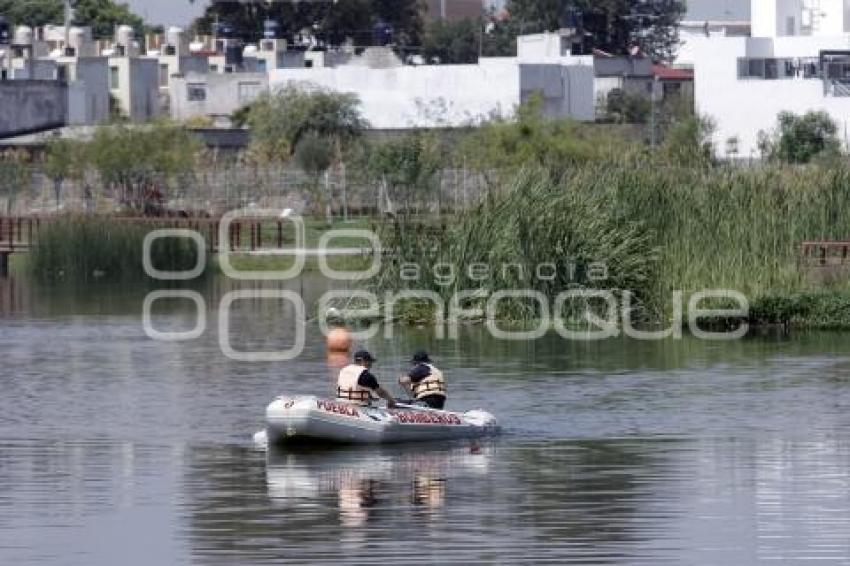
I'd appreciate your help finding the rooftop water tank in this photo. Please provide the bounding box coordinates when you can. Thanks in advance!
[14,25,33,46]
[116,24,134,47]
[69,27,88,50]
[166,26,184,47]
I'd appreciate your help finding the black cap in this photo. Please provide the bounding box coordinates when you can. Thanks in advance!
[354,349,375,363]
[411,350,430,363]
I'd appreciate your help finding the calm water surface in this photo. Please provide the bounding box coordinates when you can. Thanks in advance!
[0,275,849,564]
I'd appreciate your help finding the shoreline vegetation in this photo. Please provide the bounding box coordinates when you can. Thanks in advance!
[7,93,850,331]
[371,162,850,331]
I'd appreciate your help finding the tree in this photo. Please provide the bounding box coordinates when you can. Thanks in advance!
[86,122,200,210]
[0,0,63,27]
[422,18,480,64]
[294,132,335,222]
[759,111,841,164]
[599,88,651,124]
[193,0,424,48]
[366,132,442,215]
[44,137,86,209]
[0,0,146,38]
[460,94,629,184]
[72,0,145,39]
[506,0,686,61]
[243,85,367,163]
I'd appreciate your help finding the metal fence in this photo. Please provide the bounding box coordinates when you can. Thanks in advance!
[0,161,494,218]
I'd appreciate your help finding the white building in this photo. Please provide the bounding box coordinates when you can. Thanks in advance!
[0,25,110,134]
[170,71,268,124]
[268,38,596,129]
[691,0,850,158]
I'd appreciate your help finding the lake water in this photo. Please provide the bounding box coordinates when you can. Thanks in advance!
[1,275,849,565]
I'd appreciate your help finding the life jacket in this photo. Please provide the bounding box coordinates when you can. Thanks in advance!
[411,363,446,400]
[337,364,374,404]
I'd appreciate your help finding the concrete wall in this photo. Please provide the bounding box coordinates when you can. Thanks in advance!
[169,72,269,120]
[129,58,160,121]
[520,64,595,121]
[70,57,109,125]
[752,0,779,37]
[692,35,850,158]
[751,0,850,37]
[776,0,803,36]
[270,58,523,128]
[0,80,67,137]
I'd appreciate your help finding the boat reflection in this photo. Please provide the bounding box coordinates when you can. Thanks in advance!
[265,441,494,527]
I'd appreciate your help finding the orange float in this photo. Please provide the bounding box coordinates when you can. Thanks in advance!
[326,327,353,354]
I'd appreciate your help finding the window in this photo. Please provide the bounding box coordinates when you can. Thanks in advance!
[209,64,218,73]
[738,58,797,80]
[159,63,169,87]
[765,58,778,79]
[262,40,274,52]
[238,81,262,103]
[257,59,267,72]
[187,83,206,102]
[109,66,119,89]
[786,16,796,36]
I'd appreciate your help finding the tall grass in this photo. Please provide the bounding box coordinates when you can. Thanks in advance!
[28,216,207,283]
[376,163,850,323]
[377,171,660,321]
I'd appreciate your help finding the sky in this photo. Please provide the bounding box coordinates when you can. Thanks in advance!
[125,0,209,28]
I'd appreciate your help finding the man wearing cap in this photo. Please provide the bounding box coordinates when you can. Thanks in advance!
[337,350,397,407]
[399,351,447,409]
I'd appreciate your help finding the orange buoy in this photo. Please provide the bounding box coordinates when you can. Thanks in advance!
[326,327,353,354]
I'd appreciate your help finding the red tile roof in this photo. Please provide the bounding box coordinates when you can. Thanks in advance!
[652,64,694,80]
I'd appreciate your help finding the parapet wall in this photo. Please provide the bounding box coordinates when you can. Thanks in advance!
[0,81,67,138]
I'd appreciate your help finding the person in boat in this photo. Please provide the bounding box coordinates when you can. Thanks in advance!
[337,349,397,407]
[399,351,446,409]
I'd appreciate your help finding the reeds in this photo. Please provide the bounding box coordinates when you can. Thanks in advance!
[377,162,850,323]
[28,216,206,283]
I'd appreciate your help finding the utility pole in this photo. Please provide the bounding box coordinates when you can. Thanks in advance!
[63,0,72,53]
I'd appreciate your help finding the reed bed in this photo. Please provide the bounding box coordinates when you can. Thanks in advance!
[377,163,850,324]
[28,216,207,283]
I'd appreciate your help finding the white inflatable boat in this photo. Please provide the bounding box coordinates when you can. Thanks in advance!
[264,395,499,445]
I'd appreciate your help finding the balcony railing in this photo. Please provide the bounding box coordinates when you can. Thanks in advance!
[737,55,850,97]
[737,57,820,80]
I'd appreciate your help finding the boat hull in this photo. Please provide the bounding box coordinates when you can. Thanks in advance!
[265,395,499,445]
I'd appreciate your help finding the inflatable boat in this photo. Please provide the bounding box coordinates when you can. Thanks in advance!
[263,395,499,445]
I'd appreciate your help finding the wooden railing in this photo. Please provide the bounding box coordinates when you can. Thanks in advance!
[799,241,850,267]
